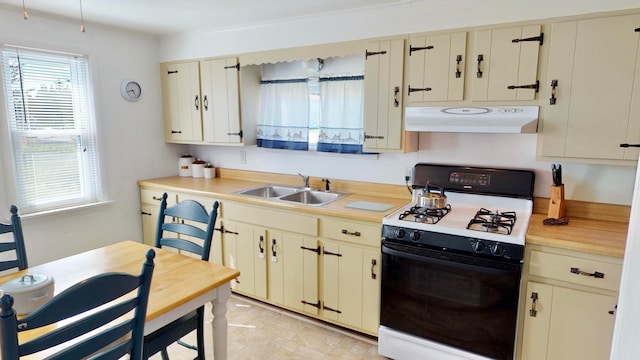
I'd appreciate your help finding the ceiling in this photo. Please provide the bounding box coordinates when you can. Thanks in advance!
[0,0,414,35]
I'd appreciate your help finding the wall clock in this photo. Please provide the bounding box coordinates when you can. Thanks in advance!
[120,79,142,101]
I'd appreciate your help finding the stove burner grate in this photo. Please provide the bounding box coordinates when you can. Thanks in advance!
[467,208,516,235]
[399,204,451,224]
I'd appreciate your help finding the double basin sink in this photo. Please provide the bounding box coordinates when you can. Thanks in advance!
[234,185,348,206]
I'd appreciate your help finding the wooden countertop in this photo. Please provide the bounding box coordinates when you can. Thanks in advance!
[137,171,412,223]
[138,170,630,258]
[526,198,630,258]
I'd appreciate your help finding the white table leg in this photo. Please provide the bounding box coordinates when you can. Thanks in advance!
[211,281,232,359]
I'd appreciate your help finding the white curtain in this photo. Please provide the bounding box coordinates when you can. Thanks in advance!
[257,79,309,150]
[317,76,365,153]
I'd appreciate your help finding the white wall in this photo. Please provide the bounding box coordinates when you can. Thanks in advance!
[0,6,184,264]
[166,0,640,205]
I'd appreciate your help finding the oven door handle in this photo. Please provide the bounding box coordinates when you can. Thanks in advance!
[382,241,521,274]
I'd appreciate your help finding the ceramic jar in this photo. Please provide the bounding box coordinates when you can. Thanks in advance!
[178,154,194,177]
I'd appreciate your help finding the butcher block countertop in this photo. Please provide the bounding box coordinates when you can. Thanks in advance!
[138,169,630,257]
[527,198,629,258]
[138,169,412,223]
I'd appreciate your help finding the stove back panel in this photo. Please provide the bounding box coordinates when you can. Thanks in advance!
[413,163,535,199]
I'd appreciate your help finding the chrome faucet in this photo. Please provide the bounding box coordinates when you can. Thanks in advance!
[322,178,331,191]
[298,173,310,188]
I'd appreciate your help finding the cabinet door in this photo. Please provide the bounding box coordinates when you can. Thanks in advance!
[407,32,466,102]
[141,204,159,246]
[543,15,640,161]
[322,241,366,330]
[472,25,541,101]
[521,281,618,360]
[361,248,381,335]
[282,235,319,315]
[547,287,617,360]
[363,39,405,151]
[160,61,203,142]
[521,282,553,360]
[201,57,242,144]
[267,231,284,305]
[224,221,267,298]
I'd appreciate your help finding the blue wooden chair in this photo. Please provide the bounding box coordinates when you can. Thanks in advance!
[0,249,156,360]
[0,205,28,273]
[144,192,219,360]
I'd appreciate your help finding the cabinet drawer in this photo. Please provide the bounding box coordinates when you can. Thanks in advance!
[224,202,318,236]
[140,188,176,206]
[529,250,622,291]
[176,192,223,218]
[322,218,381,247]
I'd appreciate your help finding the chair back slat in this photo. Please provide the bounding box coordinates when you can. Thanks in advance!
[0,205,27,271]
[161,222,207,239]
[0,249,155,360]
[155,193,219,262]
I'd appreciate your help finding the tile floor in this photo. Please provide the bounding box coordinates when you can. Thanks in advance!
[151,294,388,359]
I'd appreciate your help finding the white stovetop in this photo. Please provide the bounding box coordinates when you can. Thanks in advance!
[382,192,533,245]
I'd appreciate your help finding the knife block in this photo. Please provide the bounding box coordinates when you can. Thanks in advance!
[548,185,566,219]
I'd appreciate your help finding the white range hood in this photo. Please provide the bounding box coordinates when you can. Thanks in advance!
[404,106,539,134]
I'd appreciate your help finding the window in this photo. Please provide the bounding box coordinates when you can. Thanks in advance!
[257,55,366,153]
[1,47,101,214]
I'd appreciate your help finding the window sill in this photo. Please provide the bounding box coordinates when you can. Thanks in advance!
[21,200,114,219]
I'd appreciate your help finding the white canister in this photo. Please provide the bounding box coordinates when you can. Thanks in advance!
[192,158,206,178]
[178,154,194,177]
[204,163,215,179]
[0,274,55,315]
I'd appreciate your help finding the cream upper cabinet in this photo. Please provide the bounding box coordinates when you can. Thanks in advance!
[519,247,622,360]
[540,14,640,163]
[472,25,542,101]
[407,32,467,102]
[161,61,202,142]
[200,58,243,144]
[161,57,243,145]
[363,38,405,151]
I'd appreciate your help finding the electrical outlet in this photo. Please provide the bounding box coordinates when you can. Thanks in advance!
[240,151,246,164]
[404,167,412,182]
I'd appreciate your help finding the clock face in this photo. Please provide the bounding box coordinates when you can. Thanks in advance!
[120,80,141,101]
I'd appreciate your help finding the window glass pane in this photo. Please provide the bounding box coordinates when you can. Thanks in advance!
[1,47,101,213]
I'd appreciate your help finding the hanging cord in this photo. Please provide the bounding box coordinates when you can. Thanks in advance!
[22,0,28,19]
[79,0,85,32]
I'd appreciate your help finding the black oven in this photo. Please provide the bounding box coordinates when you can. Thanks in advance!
[380,239,522,360]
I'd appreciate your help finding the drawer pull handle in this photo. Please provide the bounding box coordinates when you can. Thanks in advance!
[570,267,604,278]
[341,229,361,237]
[141,211,152,216]
[529,292,538,317]
[152,196,162,201]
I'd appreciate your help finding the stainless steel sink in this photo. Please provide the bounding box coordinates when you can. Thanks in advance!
[234,185,348,206]
[278,189,348,206]
[234,185,300,198]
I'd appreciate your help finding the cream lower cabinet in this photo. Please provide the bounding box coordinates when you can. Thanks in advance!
[221,200,381,335]
[519,246,622,360]
[175,192,224,265]
[320,217,381,336]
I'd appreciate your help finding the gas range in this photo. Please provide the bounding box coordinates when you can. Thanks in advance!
[382,164,535,262]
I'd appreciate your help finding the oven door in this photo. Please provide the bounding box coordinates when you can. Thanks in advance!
[380,240,522,360]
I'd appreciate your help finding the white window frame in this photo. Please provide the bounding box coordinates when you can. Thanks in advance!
[0,46,103,214]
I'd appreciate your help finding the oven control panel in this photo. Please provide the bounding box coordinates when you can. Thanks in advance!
[449,171,490,187]
[382,225,524,262]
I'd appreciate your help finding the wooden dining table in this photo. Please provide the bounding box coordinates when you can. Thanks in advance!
[0,240,240,359]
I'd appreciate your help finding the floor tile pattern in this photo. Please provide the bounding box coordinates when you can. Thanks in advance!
[151,295,388,359]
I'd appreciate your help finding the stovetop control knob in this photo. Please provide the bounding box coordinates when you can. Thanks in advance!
[472,240,485,252]
[409,232,421,242]
[395,229,406,239]
[491,243,504,256]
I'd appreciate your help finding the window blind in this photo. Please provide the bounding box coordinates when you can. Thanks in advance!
[1,47,101,213]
